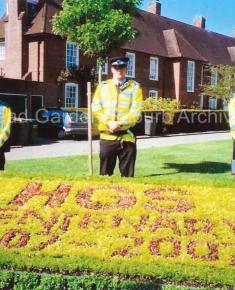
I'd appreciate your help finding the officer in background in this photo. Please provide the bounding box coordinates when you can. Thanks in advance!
[0,100,11,171]
[92,56,143,177]
[229,96,235,175]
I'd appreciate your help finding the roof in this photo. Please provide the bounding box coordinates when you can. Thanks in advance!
[26,0,62,35]
[0,15,7,39]
[162,29,207,61]
[122,9,235,65]
[3,2,235,65]
[0,22,4,39]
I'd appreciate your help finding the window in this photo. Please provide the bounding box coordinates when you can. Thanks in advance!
[208,97,217,110]
[125,52,135,78]
[0,42,5,60]
[200,94,204,109]
[65,83,79,108]
[149,57,159,80]
[211,68,218,86]
[187,60,195,92]
[223,101,228,110]
[97,60,108,75]
[66,42,79,68]
[149,90,158,99]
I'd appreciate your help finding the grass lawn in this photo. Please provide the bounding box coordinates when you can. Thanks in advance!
[2,139,234,188]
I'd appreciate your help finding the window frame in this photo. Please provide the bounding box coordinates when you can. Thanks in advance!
[211,67,218,86]
[97,60,108,75]
[66,42,79,69]
[125,52,136,78]
[64,83,79,108]
[0,41,5,61]
[149,90,158,100]
[186,60,195,93]
[208,97,217,110]
[149,56,159,81]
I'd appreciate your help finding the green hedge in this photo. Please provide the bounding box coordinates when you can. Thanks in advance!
[0,270,218,290]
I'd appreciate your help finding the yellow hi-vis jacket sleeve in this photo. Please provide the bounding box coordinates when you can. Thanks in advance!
[92,84,109,131]
[0,104,11,148]
[229,97,235,139]
[119,85,143,130]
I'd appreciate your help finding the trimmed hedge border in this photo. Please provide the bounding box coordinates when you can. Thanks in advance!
[0,270,221,290]
[133,110,229,136]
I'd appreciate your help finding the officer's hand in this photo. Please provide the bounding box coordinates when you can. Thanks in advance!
[108,121,121,133]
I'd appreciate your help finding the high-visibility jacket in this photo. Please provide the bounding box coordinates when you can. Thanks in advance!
[0,101,11,149]
[92,79,143,143]
[229,97,235,140]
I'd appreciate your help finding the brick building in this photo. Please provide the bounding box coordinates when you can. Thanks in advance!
[0,0,235,114]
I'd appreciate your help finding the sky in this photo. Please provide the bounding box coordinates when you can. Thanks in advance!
[0,0,234,37]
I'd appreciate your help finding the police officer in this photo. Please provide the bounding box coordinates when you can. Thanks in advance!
[0,100,11,171]
[229,96,235,175]
[92,56,143,177]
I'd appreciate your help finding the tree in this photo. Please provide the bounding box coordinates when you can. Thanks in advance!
[53,0,142,82]
[202,64,235,103]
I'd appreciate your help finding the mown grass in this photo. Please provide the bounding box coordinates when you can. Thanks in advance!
[1,139,234,188]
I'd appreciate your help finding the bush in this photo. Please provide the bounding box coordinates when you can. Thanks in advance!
[0,271,165,290]
[143,97,180,111]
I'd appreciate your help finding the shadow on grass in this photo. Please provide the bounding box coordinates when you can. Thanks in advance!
[164,161,230,174]
[144,161,230,177]
[143,172,177,177]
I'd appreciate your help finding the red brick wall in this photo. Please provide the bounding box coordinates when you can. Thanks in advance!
[178,59,203,107]
[5,0,25,79]
[97,49,165,100]
[0,59,5,77]
[27,39,45,82]
[0,77,62,111]
[44,36,66,83]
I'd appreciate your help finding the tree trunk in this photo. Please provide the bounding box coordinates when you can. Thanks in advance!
[87,82,93,176]
[98,65,102,84]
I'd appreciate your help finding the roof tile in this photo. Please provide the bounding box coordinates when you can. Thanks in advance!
[24,5,235,65]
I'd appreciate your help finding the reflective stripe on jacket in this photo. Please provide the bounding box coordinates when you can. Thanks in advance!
[92,79,143,143]
[0,101,11,148]
[229,97,235,139]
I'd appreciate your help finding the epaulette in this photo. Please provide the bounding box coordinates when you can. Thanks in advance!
[132,80,140,87]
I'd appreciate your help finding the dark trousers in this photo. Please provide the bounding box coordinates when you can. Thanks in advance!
[100,139,137,177]
[233,139,235,159]
[0,151,5,171]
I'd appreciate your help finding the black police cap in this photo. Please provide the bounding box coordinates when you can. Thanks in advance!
[110,56,129,66]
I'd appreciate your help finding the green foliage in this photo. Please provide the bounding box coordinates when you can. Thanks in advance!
[143,97,181,111]
[14,272,40,290]
[57,66,98,84]
[0,271,14,289]
[0,270,232,289]
[202,65,235,102]
[53,0,142,60]
[0,271,168,290]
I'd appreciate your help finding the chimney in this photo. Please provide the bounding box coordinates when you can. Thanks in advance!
[193,16,206,29]
[4,0,27,79]
[233,28,235,38]
[148,1,161,15]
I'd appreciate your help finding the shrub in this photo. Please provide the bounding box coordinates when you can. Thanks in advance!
[143,97,180,111]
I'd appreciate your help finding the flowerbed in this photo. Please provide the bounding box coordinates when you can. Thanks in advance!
[0,177,235,287]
